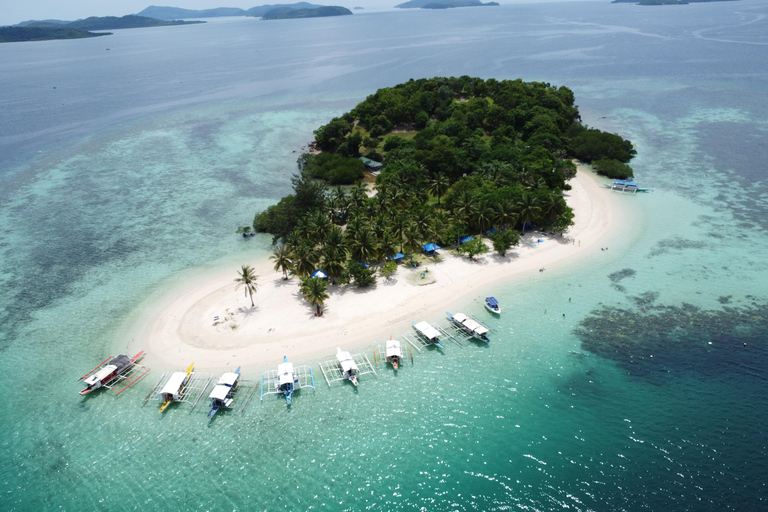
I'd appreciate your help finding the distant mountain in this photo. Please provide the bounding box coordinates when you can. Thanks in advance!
[64,15,202,30]
[261,6,352,19]
[136,6,247,19]
[612,0,738,3]
[0,26,111,43]
[246,3,324,16]
[396,0,498,8]
[136,4,324,20]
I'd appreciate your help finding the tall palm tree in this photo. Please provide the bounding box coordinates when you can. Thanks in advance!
[269,244,292,280]
[349,227,378,264]
[427,172,450,205]
[234,265,259,307]
[517,193,540,235]
[291,243,318,277]
[492,200,517,232]
[322,246,346,284]
[300,276,330,317]
[472,200,495,233]
[309,209,332,246]
[325,225,346,254]
[539,192,565,224]
[403,223,422,263]
[378,230,399,263]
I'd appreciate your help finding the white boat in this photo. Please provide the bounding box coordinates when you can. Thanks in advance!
[79,351,149,396]
[157,363,194,412]
[385,339,403,369]
[485,297,501,315]
[260,356,316,404]
[447,312,490,342]
[601,180,650,193]
[208,367,240,419]
[336,347,360,386]
[412,321,445,348]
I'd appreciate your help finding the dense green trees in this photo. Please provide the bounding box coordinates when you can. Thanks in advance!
[250,77,636,293]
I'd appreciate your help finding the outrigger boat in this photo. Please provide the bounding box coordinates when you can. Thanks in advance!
[385,338,403,369]
[79,351,149,396]
[336,347,360,386]
[260,356,316,405]
[601,180,650,193]
[412,321,446,349]
[447,312,490,342]
[207,367,240,419]
[485,297,501,315]
[158,363,194,412]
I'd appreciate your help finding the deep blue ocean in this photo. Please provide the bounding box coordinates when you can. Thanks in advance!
[1,2,767,510]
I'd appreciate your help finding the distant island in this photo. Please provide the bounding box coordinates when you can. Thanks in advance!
[396,0,499,8]
[0,26,110,43]
[612,0,738,4]
[137,4,324,19]
[261,6,352,19]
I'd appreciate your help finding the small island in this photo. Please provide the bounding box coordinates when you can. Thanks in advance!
[3,15,203,42]
[261,6,353,19]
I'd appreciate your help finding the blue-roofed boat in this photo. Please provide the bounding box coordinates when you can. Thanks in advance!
[602,180,650,193]
[485,297,501,315]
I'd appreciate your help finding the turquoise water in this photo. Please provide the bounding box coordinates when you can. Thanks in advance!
[1,2,767,510]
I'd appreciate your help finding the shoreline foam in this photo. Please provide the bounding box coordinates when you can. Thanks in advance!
[124,168,632,372]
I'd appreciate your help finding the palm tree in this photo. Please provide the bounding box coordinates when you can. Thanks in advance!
[492,200,517,232]
[234,265,259,307]
[540,192,565,224]
[324,225,346,254]
[309,209,332,246]
[403,223,422,263]
[322,246,346,284]
[427,172,450,205]
[269,244,292,280]
[472,200,495,233]
[291,243,318,277]
[349,227,378,264]
[378,230,399,263]
[517,193,540,235]
[300,276,330,316]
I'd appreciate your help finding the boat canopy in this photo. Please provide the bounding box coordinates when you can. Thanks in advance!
[613,180,639,187]
[486,297,499,307]
[209,384,231,401]
[217,372,239,387]
[414,321,440,340]
[386,339,402,358]
[336,348,359,373]
[85,365,117,386]
[278,361,295,385]
[453,313,489,336]
[109,354,132,371]
[160,371,188,395]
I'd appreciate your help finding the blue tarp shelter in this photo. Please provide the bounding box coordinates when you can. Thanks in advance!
[459,236,474,244]
[422,243,441,253]
[387,253,405,261]
[312,270,328,279]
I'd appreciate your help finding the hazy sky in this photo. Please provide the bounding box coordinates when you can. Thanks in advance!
[0,0,385,25]
[0,0,583,27]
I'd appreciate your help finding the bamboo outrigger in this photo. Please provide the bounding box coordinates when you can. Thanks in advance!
[260,356,315,405]
[319,348,376,387]
[78,351,149,396]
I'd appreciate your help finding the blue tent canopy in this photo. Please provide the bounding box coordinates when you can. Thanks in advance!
[459,236,474,243]
[422,243,441,252]
[388,252,405,261]
[359,261,370,268]
[312,270,328,279]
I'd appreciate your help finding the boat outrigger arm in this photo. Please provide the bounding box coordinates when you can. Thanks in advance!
[78,351,149,396]
[260,356,316,404]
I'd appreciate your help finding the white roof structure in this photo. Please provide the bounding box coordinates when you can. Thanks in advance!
[209,372,239,400]
[386,339,402,358]
[278,361,295,385]
[414,321,440,341]
[453,313,489,336]
[160,371,188,395]
[85,365,116,386]
[336,348,359,373]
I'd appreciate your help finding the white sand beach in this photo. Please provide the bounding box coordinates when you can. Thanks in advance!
[126,168,630,371]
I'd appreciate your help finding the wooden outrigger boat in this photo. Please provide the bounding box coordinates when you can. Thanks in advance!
[158,363,194,412]
[260,356,316,405]
[318,348,376,387]
[485,297,501,315]
[337,348,360,386]
[385,338,403,369]
[601,180,650,193]
[79,351,149,396]
[207,367,240,419]
[412,321,446,349]
[447,312,490,343]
